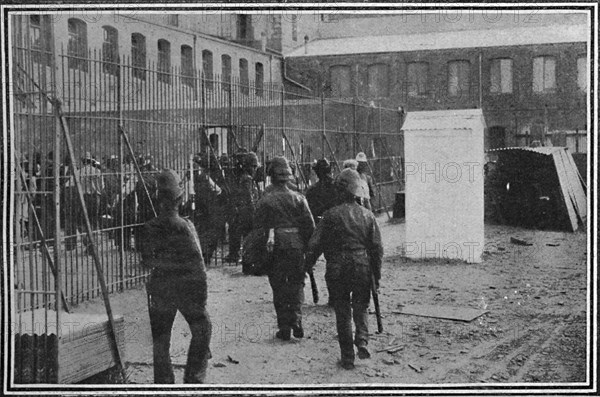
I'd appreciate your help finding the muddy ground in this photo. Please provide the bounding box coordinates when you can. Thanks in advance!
[77,217,588,387]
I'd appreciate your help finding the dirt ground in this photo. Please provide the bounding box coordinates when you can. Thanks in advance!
[76,216,588,387]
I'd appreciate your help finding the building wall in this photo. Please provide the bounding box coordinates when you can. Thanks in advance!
[285,41,587,151]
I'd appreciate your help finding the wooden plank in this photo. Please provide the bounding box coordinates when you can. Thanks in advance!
[394,304,488,322]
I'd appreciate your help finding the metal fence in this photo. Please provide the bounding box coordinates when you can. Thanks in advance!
[12,38,404,319]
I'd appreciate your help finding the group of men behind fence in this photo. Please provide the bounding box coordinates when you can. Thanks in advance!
[135,151,382,383]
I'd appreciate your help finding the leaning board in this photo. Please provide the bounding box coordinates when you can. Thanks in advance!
[13,310,125,384]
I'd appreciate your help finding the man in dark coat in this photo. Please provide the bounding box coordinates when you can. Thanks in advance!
[226,152,260,263]
[192,153,223,265]
[137,169,212,384]
[254,156,315,340]
[305,158,339,222]
[306,168,383,370]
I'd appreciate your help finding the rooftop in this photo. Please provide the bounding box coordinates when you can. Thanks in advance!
[286,24,589,57]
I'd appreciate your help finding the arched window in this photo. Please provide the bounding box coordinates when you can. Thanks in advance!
[157,39,171,84]
[181,45,194,87]
[255,62,264,97]
[131,33,146,80]
[448,60,470,97]
[202,50,213,89]
[30,15,52,65]
[221,54,232,91]
[67,18,87,71]
[330,65,351,97]
[102,26,119,75]
[239,58,249,95]
[367,63,389,97]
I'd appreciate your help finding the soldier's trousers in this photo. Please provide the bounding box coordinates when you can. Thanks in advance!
[268,248,305,332]
[147,273,212,384]
[325,250,371,363]
[197,207,227,264]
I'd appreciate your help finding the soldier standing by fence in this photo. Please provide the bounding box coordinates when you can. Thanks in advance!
[306,168,383,369]
[192,153,223,265]
[254,156,315,340]
[138,169,212,384]
[226,151,260,263]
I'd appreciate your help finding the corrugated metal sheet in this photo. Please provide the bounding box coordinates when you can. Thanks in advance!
[487,146,567,155]
[286,24,588,57]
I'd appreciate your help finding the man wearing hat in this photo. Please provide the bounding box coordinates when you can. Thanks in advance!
[305,158,339,222]
[254,156,315,340]
[226,151,260,264]
[306,168,383,370]
[137,169,212,384]
[355,152,376,211]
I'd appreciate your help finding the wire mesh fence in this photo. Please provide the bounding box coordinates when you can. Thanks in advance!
[11,35,405,318]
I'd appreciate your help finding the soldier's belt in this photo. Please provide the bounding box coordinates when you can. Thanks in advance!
[276,227,300,233]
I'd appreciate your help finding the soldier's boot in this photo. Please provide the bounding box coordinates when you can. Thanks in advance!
[183,359,208,384]
[357,343,371,359]
[292,320,304,338]
[339,343,355,370]
[275,328,291,341]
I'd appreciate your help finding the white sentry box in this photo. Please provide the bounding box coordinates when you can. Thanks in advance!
[403,110,485,264]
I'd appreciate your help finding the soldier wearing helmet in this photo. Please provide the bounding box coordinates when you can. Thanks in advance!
[306,168,383,370]
[226,151,260,264]
[305,158,339,221]
[137,169,212,384]
[254,156,315,341]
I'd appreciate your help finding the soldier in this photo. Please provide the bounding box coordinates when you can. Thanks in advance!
[226,152,260,264]
[355,152,376,211]
[191,153,223,265]
[254,156,315,340]
[137,169,212,384]
[306,168,383,370]
[305,158,339,222]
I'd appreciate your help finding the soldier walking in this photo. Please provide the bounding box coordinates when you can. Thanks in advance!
[306,168,383,369]
[137,169,212,384]
[305,158,339,222]
[254,156,315,340]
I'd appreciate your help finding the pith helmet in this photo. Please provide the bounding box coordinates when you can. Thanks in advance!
[268,156,292,182]
[156,169,183,200]
[355,152,368,162]
[313,158,331,173]
[336,168,369,199]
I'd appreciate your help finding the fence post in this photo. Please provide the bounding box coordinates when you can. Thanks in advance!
[117,54,125,292]
[280,85,285,156]
[321,92,326,158]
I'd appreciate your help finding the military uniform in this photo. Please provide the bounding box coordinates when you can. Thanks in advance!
[192,156,223,264]
[307,168,383,369]
[138,169,211,384]
[305,159,338,221]
[227,153,260,263]
[254,157,315,340]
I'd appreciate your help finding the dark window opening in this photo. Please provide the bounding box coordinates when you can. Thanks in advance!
[67,18,87,71]
[131,33,146,80]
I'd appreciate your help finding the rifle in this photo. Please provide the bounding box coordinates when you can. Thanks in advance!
[370,267,383,333]
[308,269,319,304]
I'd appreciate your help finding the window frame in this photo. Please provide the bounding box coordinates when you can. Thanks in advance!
[221,54,232,91]
[329,64,352,98]
[447,60,471,98]
[102,25,119,76]
[157,39,171,84]
[406,61,429,97]
[239,58,249,95]
[489,58,513,94]
[67,18,88,72]
[202,50,214,90]
[366,63,390,98]
[29,15,52,65]
[532,56,557,94]
[131,33,146,80]
[255,62,264,97]
[181,44,194,87]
